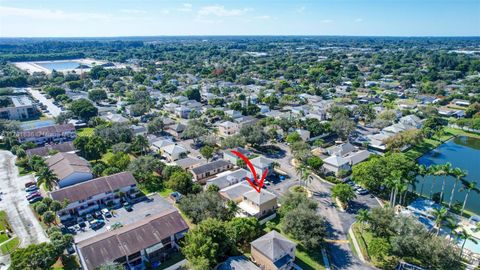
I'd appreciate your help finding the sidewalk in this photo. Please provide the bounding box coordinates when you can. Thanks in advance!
[348,225,366,263]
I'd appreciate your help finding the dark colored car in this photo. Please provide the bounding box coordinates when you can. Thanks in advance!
[123,202,133,212]
[28,196,42,204]
[26,192,41,200]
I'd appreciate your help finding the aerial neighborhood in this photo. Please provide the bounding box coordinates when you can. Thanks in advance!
[0,35,479,270]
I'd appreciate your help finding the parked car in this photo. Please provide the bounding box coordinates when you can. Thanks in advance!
[94,211,103,219]
[26,192,41,200]
[86,214,94,222]
[28,196,42,204]
[123,202,133,212]
[356,189,369,195]
[101,208,112,218]
[89,220,105,230]
[77,217,86,228]
[25,185,38,192]
[66,244,75,254]
[24,181,36,188]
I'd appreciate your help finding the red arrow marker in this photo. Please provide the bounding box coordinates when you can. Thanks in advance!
[231,150,268,193]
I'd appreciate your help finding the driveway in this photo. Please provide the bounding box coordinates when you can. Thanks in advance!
[0,151,49,269]
[27,87,62,117]
[309,175,378,270]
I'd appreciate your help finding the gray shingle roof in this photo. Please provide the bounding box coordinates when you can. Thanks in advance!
[243,189,277,205]
[251,231,296,262]
[191,159,231,175]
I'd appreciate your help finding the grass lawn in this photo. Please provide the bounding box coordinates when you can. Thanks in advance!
[351,223,372,261]
[0,237,19,255]
[158,188,174,198]
[404,127,480,160]
[0,232,9,244]
[52,255,80,270]
[156,252,185,270]
[76,127,94,137]
[0,211,9,231]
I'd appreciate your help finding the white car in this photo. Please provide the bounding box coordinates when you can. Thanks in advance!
[101,208,112,218]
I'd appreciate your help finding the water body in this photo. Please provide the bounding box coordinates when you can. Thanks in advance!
[416,136,480,214]
[36,61,82,71]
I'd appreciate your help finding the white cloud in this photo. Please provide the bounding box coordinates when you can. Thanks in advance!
[296,6,306,13]
[198,5,249,17]
[0,6,111,21]
[120,9,147,15]
[178,3,193,12]
[321,19,333,23]
[355,18,364,23]
[255,15,271,20]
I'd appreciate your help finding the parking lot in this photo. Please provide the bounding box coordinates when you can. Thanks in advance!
[0,151,49,269]
[71,194,175,242]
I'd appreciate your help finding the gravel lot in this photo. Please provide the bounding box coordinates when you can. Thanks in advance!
[0,151,49,269]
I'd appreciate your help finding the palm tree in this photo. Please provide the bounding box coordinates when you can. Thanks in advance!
[36,167,58,191]
[458,229,478,258]
[460,180,479,217]
[356,209,370,248]
[386,170,402,207]
[445,219,459,239]
[431,206,449,236]
[427,165,438,199]
[295,164,310,187]
[437,163,453,203]
[133,135,149,155]
[417,164,429,196]
[448,168,467,209]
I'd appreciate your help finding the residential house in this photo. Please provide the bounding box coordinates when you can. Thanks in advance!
[190,159,233,183]
[451,99,470,107]
[26,141,76,157]
[100,112,129,123]
[238,189,278,219]
[50,172,138,220]
[225,110,242,119]
[295,129,310,141]
[219,182,253,202]
[161,144,188,162]
[46,152,93,188]
[218,121,239,137]
[205,169,252,190]
[323,155,351,175]
[219,256,261,270]
[166,123,186,139]
[250,156,274,177]
[251,231,296,270]
[150,138,174,152]
[235,115,259,128]
[0,95,37,120]
[174,157,204,170]
[222,147,251,166]
[174,106,191,119]
[75,210,189,270]
[131,125,147,136]
[17,123,76,145]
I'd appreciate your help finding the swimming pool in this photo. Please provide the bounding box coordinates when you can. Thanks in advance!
[36,61,83,71]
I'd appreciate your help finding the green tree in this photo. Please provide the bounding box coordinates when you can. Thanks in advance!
[9,243,61,270]
[147,117,164,135]
[182,119,208,144]
[184,87,201,102]
[306,156,323,171]
[199,146,214,161]
[107,151,130,170]
[166,171,194,195]
[286,132,302,144]
[182,218,235,269]
[42,211,56,226]
[35,167,58,191]
[448,167,466,208]
[330,114,356,140]
[458,228,478,258]
[278,192,317,217]
[368,237,391,261]
[70,98,98,121]
[88,89,108,102]
[226,217,261,251]
[178,192,233,224]
[282,207,327,249]
[44,86,65,98]
[331,183,356,208]
[460,179,478,216]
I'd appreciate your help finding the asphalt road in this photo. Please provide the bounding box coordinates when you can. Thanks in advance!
[0,151,49,269]
[266,142,378,270]
[27,87,62,117]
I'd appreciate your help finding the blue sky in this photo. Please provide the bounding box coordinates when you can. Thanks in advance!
[0,0,479,37]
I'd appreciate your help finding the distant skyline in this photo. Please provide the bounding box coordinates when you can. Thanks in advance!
[0,0,479,37]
